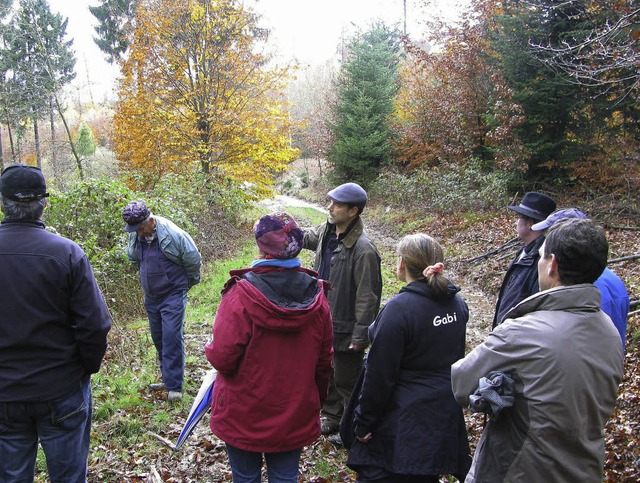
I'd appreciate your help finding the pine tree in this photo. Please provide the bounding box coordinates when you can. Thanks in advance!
[76,124,96,157]
[488,0,596,176]
[0,0,13,168]
[89,0,139,64]
[328,23,401,187]
[7,0,76,167]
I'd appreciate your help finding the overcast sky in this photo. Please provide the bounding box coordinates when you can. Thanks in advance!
[47,0,469,102]
[48,0,118,103]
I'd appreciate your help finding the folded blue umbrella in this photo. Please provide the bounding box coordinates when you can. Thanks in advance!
[175,369,217,450]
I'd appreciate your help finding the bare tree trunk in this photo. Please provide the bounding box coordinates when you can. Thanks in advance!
[0,127,4,171]
[15,128,21,163]
[34,116,42,168]
[52,94,83,180]
[49,97,56,163]
[49,96,58,181]
[7,123,16,162]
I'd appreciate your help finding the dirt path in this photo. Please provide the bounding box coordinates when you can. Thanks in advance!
[260,194,496,348]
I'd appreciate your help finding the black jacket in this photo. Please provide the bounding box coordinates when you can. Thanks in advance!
[0,219,111,402]
[493,235,546,328]
[345,280,471,478]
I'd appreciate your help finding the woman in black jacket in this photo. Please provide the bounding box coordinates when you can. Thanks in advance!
[343,233,471,482]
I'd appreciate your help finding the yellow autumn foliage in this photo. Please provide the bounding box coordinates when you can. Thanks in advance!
[113,0,298,195]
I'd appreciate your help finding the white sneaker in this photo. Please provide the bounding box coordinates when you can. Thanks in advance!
[168,391,183,401]
[149,383,166,391]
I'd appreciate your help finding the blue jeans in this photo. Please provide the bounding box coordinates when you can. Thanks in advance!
[145,290,187,392]
[0,378,92,483]
[226,444,301,483]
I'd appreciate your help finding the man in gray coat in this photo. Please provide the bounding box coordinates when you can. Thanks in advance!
[304,183,382,441]
[452,218,623,482]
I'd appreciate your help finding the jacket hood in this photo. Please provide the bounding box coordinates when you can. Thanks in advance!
[400,279,461,301]
[505,283,601,321]
[224,266,329,333]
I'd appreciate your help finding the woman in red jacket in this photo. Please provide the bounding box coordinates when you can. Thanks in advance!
[205,212,334,482]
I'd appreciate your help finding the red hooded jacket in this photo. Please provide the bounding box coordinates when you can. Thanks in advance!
[205,265,333,452]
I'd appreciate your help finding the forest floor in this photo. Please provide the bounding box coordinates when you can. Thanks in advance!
[78,161,638,482]
[275,183,639,483]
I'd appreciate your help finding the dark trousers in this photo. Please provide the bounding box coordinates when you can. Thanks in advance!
[0,379,92,483]
[321,350,364,425]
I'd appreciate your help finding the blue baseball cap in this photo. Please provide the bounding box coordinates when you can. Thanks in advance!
[531,208,587,231]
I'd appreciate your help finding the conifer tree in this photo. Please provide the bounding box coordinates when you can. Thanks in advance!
[90,0,138,64]
[328,23,401,187]
[488,0,596,176]
[76,124,96,157]
[7,0,75,167]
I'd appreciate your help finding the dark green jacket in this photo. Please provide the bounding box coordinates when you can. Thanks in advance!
[304,217,382,351]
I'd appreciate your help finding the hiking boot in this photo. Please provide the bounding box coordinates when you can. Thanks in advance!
[168,391,183,401]
[321,421,339,435]
[149,383,166,391]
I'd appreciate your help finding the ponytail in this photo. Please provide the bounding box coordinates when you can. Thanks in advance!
[422,262,450,298]
[398,234,451,298]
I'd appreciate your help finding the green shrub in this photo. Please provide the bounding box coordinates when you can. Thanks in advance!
[29,174,251,323]
[370,160,511,213]
[43,178,141,322]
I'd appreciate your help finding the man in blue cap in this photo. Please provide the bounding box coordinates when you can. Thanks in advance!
[0,164,111,482]
[304,182,382,444]
[532,208,630,353]
[123,200,201,401]
[453,218,622,481]
[493,191,556,328]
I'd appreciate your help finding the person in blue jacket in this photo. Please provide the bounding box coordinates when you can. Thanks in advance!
[343,233,471,482]
[123,200,201,400]
[531,208,630,353]
[595,268,630,351]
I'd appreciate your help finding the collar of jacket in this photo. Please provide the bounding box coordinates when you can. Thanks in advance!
[504,283,601,321]
[337,216,364,249]
[1,218,45,229]
[514,235,545,265]
[222,265,322,294]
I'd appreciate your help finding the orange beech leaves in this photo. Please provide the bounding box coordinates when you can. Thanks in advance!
[393,7,527,172]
